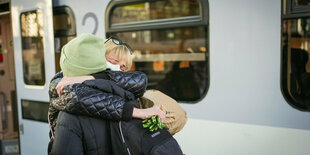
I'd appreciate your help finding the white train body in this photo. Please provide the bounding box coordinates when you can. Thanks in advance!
[0,0,309,154]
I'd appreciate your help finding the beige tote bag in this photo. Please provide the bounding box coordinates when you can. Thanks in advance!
[138,89,187,135]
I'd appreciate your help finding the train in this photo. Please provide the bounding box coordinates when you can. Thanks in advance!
[0,0,310,154]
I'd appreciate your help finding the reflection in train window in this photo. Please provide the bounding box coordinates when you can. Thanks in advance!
[281,18,310,111]
[111,0,200,24]
[20,10,45,85]
[53,6,76,73]
[112,27,207,101]
[294,0,310,6]
[107,0,209,102]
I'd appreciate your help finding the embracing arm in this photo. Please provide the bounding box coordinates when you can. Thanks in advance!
[49,72,164,122]
[49,74,134,121]
[52,85,134,121]
[106,70,147,98]
[55,70,147,97]
[55,76,94,96]
[81,79,165,122]
[50,87,165,123]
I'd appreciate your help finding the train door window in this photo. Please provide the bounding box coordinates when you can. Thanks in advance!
[21,100,49,122]
[53,6,76,73]
[281,0,310,111]
[106,0,209,102]
[20,10,45,85]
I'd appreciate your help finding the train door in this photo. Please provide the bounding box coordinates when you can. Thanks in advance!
[11,0,54,154]
[0,1,19,154]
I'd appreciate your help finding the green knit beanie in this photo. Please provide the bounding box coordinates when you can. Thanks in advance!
[60,34,106,77]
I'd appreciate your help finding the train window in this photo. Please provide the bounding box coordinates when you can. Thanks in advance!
[111,0,200,24]
[106,0,209,102]
[281,0,310,111]
[53,6,76,73]
[20,10,46,85]
[21,100,49,122]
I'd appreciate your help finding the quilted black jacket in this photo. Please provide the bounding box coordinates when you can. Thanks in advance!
[48,70,147,138]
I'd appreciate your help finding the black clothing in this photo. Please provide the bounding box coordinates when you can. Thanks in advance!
[92,70,147,98]
[50,112,112,155]
[48,70,147,136]
[48,70,147,154]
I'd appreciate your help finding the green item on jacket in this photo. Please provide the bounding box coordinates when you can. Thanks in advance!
[60,33,107,77]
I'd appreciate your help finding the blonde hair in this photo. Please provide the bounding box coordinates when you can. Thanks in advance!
[105,39,133,71]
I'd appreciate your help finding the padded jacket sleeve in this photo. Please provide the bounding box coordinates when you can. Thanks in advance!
[107,70,148,98]
[49,77,135,121]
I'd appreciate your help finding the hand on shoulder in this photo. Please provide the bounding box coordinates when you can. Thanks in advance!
[56,76,94,96]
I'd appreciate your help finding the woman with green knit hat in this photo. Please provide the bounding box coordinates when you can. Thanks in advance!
[48,34,165,154]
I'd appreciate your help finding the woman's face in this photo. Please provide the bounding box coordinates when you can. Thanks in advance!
[105,52,128,72]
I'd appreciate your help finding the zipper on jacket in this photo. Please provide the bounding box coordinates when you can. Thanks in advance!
[119,122,131,155]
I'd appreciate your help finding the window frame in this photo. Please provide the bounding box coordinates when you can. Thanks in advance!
[53,5,76,37]
[105,0,209,103]
[283,0,310,17]
[21,99,49,123]
[281,0,310,111]
[105,0,208,33]
[19,10,46,86]
[291,0,310,14]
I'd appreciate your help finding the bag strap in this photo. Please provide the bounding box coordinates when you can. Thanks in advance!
[48,116,55,139]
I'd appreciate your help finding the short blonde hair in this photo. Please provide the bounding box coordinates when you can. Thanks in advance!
[105,39,133,71]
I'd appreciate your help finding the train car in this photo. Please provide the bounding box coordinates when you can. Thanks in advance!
[0,0,310,154]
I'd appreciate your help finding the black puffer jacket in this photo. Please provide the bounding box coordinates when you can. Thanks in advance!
[50,111,113,155]
[48,70,147,139]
